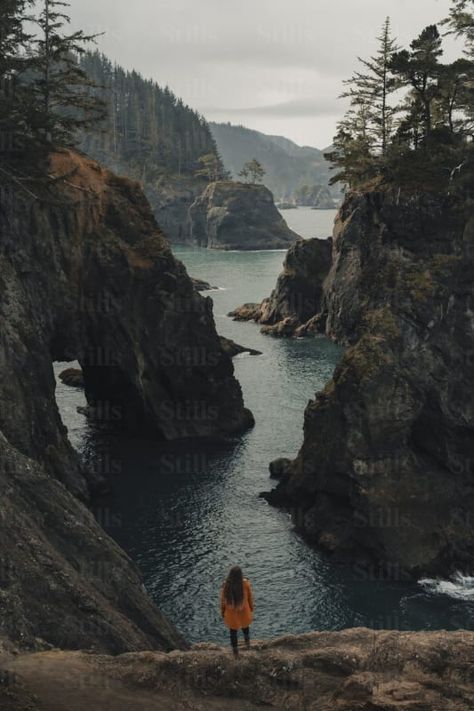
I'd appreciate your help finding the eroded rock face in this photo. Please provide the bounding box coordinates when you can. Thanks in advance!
[229,237,332,336]
[147,175,206,244]
[0,434,187,653]
[1,150,252,489]
[0,149,253,651]
[265,191,474,577]
[189,181,299,250]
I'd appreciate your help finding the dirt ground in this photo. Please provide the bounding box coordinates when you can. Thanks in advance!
[1,628,474,710]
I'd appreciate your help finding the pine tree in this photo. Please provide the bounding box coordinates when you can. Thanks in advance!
[444,0,474,57]
[29,0,105,145]
[0,0,33,158]
[390,25,443,142]
[443,1,474,137]
[195,152,222,181]
[324,103,375,187]
[239,158,265,183]
[437,58,473,135]
[342,17,400,156]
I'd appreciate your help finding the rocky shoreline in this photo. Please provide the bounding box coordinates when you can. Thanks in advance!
[229,236,332,336]
[253,190,474,578]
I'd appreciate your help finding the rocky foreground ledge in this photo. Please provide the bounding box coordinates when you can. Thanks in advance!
[1,629,473,710]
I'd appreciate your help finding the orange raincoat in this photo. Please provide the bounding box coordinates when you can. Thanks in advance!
[220,578,254,630]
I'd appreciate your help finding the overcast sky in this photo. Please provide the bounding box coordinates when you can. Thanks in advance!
[68,0,458,148]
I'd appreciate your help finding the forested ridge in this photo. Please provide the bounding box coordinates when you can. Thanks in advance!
[79,51,225,185]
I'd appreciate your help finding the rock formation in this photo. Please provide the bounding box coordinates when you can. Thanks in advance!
[219,336,262,358]
[147,175,206,244]
[59,368,84,387]
[189,181,299,250]
[0,433,187,653]
[229,237,332,336]
[2,629,474,710]
[191,276,219,292]
[262,191,474,577]
[0,148,253,652]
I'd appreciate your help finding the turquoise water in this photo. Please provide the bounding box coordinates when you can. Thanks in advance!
[55,208,474,643]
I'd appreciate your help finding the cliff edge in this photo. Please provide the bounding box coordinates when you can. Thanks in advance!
[1,628,473,710]
[259,191,474,577]
[0,149,253,652]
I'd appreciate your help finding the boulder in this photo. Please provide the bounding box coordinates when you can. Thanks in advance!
[59,368,84,388]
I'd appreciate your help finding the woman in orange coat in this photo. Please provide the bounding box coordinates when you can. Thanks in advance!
[220,565,254,656]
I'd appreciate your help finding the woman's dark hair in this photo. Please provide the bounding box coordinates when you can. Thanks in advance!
[223,565,244,607]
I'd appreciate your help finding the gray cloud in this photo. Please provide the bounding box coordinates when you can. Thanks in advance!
[67,0,458,146]
[205,97,342,118]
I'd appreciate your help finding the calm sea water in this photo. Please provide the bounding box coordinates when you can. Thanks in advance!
[55,208,474,643]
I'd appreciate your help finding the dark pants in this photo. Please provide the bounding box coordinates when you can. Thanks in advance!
[230,626,250,650]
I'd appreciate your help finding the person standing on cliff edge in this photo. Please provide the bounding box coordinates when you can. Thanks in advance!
[220,565,254,657]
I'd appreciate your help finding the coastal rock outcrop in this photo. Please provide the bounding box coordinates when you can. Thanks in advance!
[263,191,474,577]
[0,148,253,651]
[191,276,218,291]
[147,175,205,244]
[2,628,474,710]
[0,433,187,653]
[189,181,299,250]
[219,336,262,358]
[229,237,332,336]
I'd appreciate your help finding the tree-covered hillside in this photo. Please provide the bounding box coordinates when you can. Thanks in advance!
[209,122,338,202]
[79,51,225,184]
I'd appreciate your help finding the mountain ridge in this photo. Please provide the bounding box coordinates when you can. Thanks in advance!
[210,121,338,202]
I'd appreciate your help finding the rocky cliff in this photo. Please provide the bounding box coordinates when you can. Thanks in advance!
[260,191,474,577]
[0,149,253,652]
[230,237,332,336]
[189,181,299,250]
[2,629,474,710]
[146,174,206,244]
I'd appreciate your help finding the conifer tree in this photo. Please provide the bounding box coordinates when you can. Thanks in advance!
[342,17,400,155]
[0,0,33,157]
[195,152,225,181]
[324,103,374,187]
[29,0,105,145]
[444,0,474,56]
[390,25,443,141]
[239,158,265,183]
